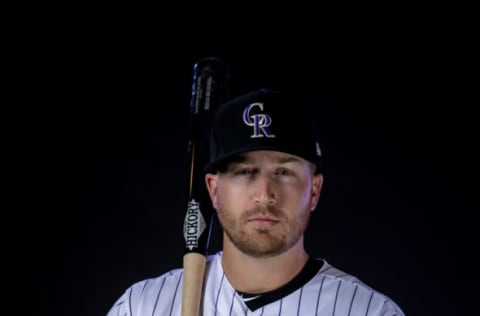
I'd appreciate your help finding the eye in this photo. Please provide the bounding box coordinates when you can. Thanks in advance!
[235,168,255,176]
[275,168,293,176]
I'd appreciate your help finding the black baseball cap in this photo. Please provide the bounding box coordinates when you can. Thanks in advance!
[206,89,323,174]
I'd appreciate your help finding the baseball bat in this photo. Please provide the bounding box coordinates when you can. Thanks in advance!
[182,57,229,316]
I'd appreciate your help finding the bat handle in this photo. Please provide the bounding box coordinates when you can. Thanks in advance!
[182,252,207,316]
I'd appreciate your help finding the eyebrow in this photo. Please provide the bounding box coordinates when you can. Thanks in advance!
[276,156,303,164]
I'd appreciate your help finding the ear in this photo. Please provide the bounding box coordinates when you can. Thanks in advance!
[310,174,323,211]
[205,173,219,210]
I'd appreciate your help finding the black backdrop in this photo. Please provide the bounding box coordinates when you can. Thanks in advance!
[18,24,477,316]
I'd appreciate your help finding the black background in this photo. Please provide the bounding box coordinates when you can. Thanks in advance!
[15,15,477,316]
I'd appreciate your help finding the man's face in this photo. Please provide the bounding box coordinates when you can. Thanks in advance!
[206,150,323,258]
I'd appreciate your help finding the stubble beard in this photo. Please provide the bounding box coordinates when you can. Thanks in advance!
[217,204,311,258]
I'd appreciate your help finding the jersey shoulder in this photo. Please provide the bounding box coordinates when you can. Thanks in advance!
[316,259,405,316]
[107,267,184,316]
[107,253,223,316]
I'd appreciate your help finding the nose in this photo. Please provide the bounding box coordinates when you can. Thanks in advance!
[253,174,276,206]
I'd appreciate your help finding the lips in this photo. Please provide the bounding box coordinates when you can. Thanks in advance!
[248,216,279,222]
[246,216,280,230]
[243,207,284,227]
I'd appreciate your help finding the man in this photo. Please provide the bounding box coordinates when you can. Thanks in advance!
[107,89,405,315]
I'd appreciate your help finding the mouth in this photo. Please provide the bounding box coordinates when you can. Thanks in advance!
[247,217,280,228]
[243,206,283,228]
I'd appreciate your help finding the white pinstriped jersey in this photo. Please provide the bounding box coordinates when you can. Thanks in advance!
[107,251,404,316]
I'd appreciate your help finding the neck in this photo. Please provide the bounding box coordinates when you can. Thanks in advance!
[221,236,309,293]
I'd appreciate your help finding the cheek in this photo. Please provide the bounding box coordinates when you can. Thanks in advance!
[290,184,314,210]
[216,182,243,209]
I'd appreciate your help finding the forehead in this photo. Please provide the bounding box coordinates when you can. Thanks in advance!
[230,150,307,165]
